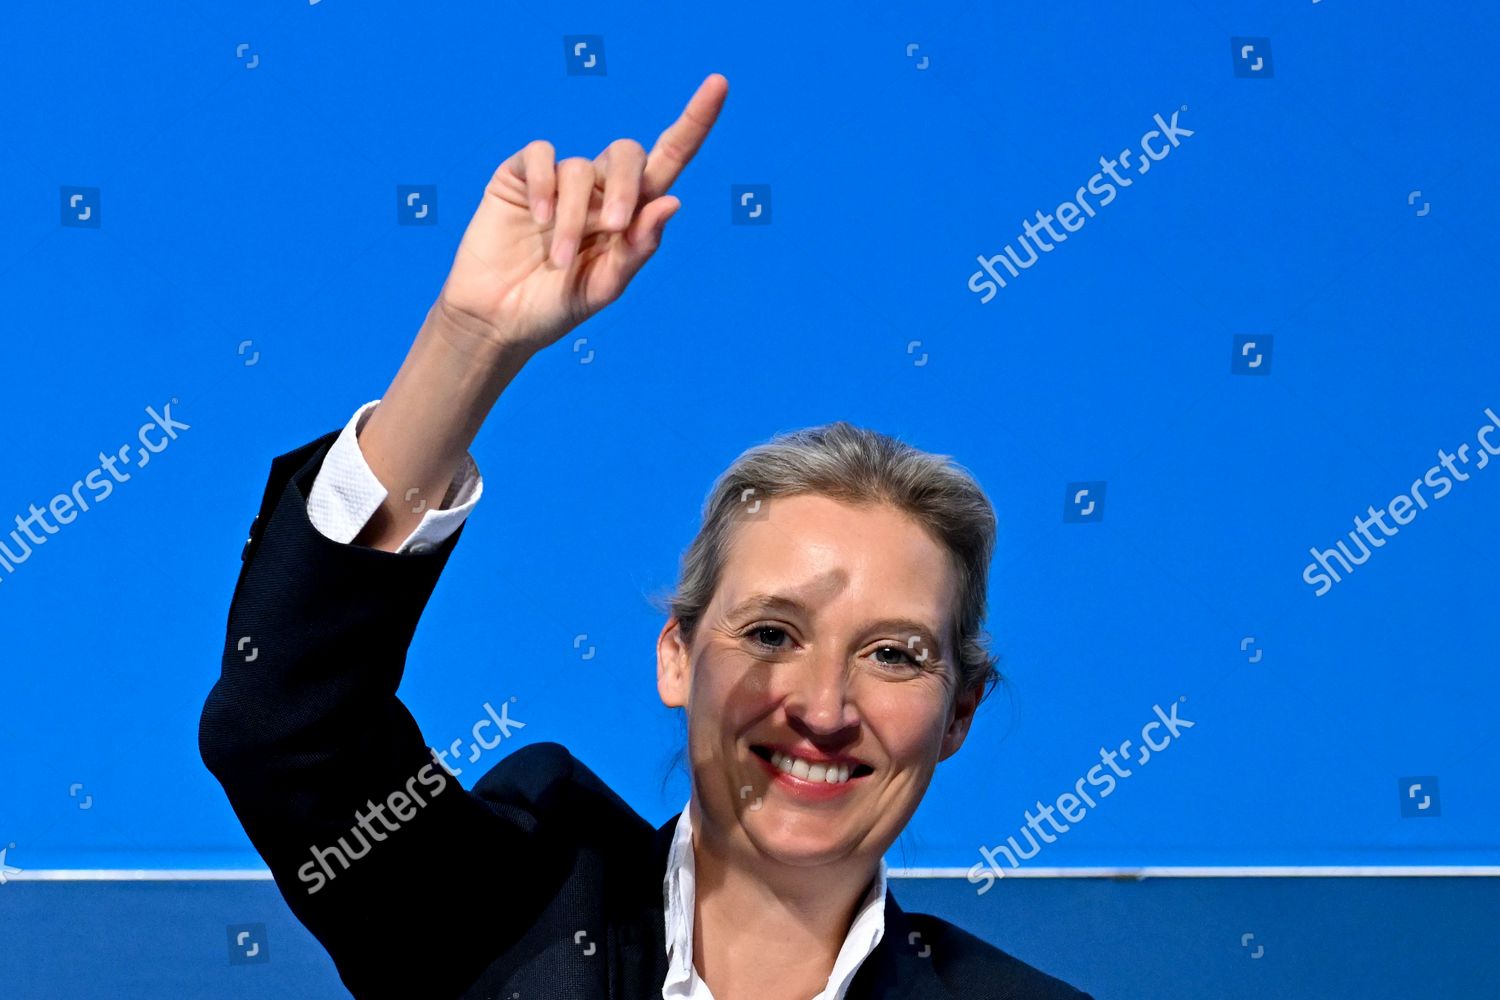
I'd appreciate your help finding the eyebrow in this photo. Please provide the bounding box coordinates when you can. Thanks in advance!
[725,594,947,661]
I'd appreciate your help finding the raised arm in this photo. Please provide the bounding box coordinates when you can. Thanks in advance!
[353,72,729,551]
[198,74,728,999]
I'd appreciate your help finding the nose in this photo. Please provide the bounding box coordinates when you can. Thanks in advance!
[782,646,861,736]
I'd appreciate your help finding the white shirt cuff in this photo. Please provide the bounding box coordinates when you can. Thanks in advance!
[305,399,483,554]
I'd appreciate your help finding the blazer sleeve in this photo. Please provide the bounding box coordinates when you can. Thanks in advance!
[198,429,571,1000]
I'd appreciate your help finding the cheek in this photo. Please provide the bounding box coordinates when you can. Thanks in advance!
[859,686,950,761]
[686,651,777,737]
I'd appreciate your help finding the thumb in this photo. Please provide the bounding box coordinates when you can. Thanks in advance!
[626,195,680,254]
[583,196,682,313]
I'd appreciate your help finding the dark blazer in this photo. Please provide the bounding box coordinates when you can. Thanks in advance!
[199,429,1095,1000]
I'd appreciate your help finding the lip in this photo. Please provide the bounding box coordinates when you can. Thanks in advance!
[749,744,873,804]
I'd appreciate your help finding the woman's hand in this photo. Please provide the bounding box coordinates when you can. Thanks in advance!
[349,73,728,551]
[434,72,729,353]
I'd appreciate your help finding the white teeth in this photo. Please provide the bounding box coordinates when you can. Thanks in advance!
[769,750,855,785]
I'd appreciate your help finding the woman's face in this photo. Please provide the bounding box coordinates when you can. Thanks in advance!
[657,494,980,872]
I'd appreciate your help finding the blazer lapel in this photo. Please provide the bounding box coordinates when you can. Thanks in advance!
[640,813,679,985]
[846,890,947,1000]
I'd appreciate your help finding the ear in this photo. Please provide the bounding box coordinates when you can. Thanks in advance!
[937,681,981,762]
[657,616,692,709]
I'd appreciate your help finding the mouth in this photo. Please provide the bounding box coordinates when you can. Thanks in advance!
[750,744,875,786]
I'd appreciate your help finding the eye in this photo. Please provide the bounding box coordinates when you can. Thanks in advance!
[744,624,793,652]
[872,644,924,670]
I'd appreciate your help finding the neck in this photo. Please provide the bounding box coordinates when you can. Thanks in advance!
[686,798,880,999]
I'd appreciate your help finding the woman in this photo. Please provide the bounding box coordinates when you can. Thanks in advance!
[199,73,1093,1000]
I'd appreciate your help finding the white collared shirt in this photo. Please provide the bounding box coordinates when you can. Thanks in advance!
[305,401,890,997]
[662,799,887,1000]
[305,400,482,554]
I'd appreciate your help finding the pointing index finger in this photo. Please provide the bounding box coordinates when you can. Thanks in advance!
[641,73,729,202]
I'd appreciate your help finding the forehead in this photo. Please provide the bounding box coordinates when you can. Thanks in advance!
[714,494,957,622]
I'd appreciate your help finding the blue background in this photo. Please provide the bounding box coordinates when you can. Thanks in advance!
[3,877,1498,1000]
[2,1,1497,996]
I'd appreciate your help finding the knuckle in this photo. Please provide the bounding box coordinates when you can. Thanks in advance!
[525,139,555,158]
[524,167,555,193]
[610,137,646,161]
[558,158,594,186]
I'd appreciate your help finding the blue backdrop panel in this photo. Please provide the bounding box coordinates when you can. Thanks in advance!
[2,877,1498,1000]
[0,0,1496,879]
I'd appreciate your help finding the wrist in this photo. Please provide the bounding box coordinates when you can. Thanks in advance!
[427,296,540,365]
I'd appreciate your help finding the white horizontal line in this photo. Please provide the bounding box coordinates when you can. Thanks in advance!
[888,866,1500,878]
[7,866,1500,881]
[8,870,274,881]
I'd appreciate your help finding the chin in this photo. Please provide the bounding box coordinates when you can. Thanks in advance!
[740,805,868,867]
[752,832,852,868]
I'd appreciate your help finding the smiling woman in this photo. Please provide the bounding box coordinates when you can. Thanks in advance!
[650,431,999,883]
[197,72,1093,1000]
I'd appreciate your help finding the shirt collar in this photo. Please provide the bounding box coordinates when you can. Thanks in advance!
[662,797,888,1000]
